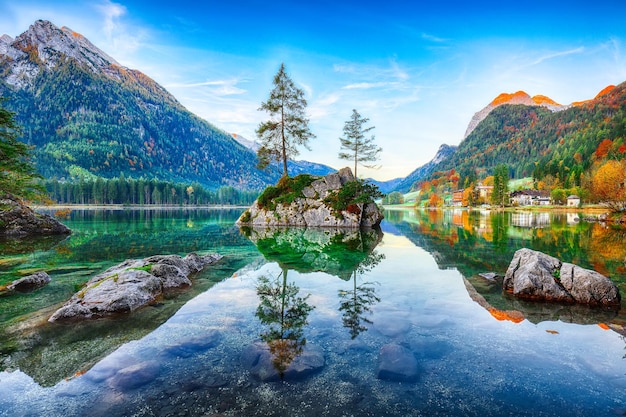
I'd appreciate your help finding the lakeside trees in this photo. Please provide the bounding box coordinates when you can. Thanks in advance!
[591,159,626,212]
[339,109,381,178]
[256,63,315,177]
[44,176,258,206]
[490,164,509,207]
[0,99,44,200]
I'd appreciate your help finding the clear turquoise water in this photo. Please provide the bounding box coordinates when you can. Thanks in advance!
[0,208,624,417]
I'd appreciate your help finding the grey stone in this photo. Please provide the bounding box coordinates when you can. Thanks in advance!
[49,252,222,322]
[162,330,222,358]
[324,173,342,190]
[7,271,51,292]
[559,262,621,306]
[302,185,317,199]
[337,166,356,184]
[377,343,419,382]
[504,248,620,307]
[241,341,324,382]
[109,360,161,390]
[478,272,499,281]
[0,194,71,236]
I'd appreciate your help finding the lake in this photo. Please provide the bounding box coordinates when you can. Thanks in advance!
[0,207,625,416]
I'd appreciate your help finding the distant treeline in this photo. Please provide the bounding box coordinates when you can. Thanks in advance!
[44,175,259,206]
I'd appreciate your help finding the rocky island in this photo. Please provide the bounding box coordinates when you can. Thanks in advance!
[0,194,70,236]
[236,167,383,228]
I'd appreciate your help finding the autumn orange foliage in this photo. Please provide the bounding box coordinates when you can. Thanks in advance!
[488,308,524,323]
[595,139,613,159]
[591,159,626,210]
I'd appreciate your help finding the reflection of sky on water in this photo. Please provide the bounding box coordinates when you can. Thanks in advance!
[1,228,625,416]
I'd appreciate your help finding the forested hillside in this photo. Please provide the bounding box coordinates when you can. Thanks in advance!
[0,20,281,191]
[422,82,626,190]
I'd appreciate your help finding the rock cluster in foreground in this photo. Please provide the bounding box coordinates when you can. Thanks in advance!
[236,167,383,228]
[0,194,71,236]
[504,248,621,307]
[49,252,222,322]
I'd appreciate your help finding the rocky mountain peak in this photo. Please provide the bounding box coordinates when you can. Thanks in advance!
[572,85,616,106]
[1,20,120,89]
[432,144,456,165]
[465,90,567,138]
[489,91,532,106]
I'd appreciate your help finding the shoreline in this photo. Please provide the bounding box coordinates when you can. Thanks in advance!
[382,204,609,213]
[32,204,250,210]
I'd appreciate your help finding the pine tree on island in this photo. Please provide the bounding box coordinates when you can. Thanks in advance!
[256,63,315,178]
[338,109,381,178]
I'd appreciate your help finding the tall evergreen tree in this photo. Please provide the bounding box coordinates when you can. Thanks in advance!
[256,63,315,177]
[338,109,381,178]
[0,100,43,200]
[491,164,509,207]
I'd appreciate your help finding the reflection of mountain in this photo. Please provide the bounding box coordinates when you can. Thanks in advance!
[386,209,626,327]
[241,227,383,280]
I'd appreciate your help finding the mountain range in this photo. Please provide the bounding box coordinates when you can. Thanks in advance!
[0,20,281,190]
[1,20,624,197]
[409,82,626,192]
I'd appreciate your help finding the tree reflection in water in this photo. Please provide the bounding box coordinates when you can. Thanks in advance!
[255,268,314,378]
[338,250,384,339]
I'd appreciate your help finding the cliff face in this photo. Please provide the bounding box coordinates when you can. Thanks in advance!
[236,168,384,228]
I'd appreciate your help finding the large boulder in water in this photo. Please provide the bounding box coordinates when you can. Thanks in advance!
[0,194,70,236]
[503,248,621,307]
[236,167,383,228]
[48,252,222,322]
[6,271,51,293]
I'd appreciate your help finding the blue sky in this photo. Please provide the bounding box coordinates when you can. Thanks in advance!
[2,1,626,180]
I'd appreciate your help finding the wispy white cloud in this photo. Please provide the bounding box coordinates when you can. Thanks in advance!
[421,32,448,43]
[342,81,390,90]
[308,92,342,120]
[95,0,126,39]
[529,47,585,66]
[90,0,150,66]
[166,78,248,96]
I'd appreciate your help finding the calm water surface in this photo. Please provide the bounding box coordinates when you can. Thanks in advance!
[0,208,625,416]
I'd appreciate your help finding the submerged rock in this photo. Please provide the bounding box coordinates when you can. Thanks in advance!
[376,343,419,382]
[240,341,325,382]
[236,167,383,228]
[504,248,621,307]
[48,252,222,322]
[108,360,161,390]
[5,271,51,293]
[0,194,71,236]
[162,330,222,358]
